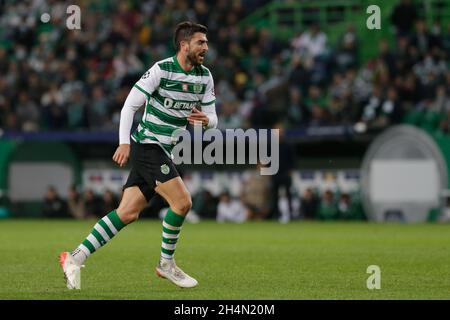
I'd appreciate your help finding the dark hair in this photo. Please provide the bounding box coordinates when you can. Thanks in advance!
[173,21,208,52]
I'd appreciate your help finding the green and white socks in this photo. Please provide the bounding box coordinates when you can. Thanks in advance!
[71,210,126,265]
[70,208,186,266]
[161,208,185,260]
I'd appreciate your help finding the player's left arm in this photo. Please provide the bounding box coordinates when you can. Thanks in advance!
[187,74,217,128]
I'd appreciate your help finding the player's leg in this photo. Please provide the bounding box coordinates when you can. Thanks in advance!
[69,186,147,265]
[154,176,198,288]
[60,185,148,289]
[155,176,192,260]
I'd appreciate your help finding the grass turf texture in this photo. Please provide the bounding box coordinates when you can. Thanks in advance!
[0,219,450,300]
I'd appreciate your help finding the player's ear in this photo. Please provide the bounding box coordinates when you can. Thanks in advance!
[180,40,188,52]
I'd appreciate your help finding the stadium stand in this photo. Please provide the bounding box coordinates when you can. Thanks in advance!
[1,0,450,221]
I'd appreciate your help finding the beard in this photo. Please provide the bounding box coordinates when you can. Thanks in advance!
[187,51,202,66]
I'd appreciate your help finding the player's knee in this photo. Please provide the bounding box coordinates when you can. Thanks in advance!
[173,196,192,215]
[116,205,141,224]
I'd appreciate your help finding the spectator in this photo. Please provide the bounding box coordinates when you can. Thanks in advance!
[241,164,271,220]
[305,85,329,125]
[67,185,86,220]
[101,189,119,214]
[410,20,437,56]
[288,55,310,95]
[216,192,248,223]
[292,24,328,66]
[191,190,218,219]
[41,82,66,130]
[390,0,419,38]
[337,193,365,220]
[300,188,319,220]
[83,189,103,218]
[432,85,450,113]
[16,92,40,132]
[0,0,450,152]
[375,86,403,127]
[334,24,358,72]
[443,23,450,53]
[42,186,68,218]
[360,85,384,130]
[87,85,110,130]
[286,87,309,126]
[268,123,295,222]
[338,193,352,220]
[317,190,338,220]
[378,40,397,79]
[217,100,242,129]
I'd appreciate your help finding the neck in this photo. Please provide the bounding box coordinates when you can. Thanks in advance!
[176,53,194,72]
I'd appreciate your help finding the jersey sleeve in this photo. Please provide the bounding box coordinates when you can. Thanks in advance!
[201,73,216,106]
[119,87,146,144]
[133,63,161,98]
[201,74,218,129]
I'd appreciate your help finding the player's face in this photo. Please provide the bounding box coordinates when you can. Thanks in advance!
[187,32,208,66]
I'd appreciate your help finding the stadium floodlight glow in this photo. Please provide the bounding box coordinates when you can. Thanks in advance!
[171,125,280,175]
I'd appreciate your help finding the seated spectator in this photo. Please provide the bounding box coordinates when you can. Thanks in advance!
[359,85,384,130]
[305,85,329,125]
[300,188,319,220]
[102,189,119,213]
[390,0,419,39]
[16,92,40,132]
[191,190,218,219]
[286,87,309,126]
[432,85,450,113]
[410,19,439,56]
[216,192,248,223]
[67,185,86,219]
[338,193,353,220]
[241,164,271,220]
[419,99,446,133]
[339,193,366,221]
[293,24,328,67]
[83,189,103,218]
[373,86,403,128]
[42,186,68,218]
[443,23,450,53]
[334,25,358,72]
[317,190,338,220]
[217,100,242,129]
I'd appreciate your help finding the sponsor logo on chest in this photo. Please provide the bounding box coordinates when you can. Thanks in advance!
[164,97,199,110]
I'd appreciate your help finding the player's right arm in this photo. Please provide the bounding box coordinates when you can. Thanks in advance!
[112,64,161,167]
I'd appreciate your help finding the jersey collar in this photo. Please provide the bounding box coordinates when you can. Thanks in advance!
[173,55,198,76]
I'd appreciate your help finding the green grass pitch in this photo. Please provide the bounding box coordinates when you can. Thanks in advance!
[1,219,450,300]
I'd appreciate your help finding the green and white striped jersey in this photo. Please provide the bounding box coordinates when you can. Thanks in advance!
[131,55,216,156]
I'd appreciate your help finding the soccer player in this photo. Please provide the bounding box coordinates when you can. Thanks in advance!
[59,21,217,289]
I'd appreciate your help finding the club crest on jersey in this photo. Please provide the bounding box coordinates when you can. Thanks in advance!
[161,164,170,175]
[193,82,203,94]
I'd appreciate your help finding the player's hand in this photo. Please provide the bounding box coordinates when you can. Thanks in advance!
[188,107,209,127]
[112,144,130,167]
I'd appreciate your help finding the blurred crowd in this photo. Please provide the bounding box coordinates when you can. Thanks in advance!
[43,178,365,223]
[0,0,449,135]
[43,185,120,219]
[193,173,365,223]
